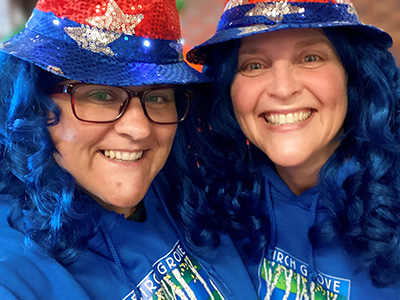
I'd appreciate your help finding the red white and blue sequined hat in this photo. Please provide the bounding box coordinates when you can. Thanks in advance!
[0,0,210,86]
[187,0,393,64]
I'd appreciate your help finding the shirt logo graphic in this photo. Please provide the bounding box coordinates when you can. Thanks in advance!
[123,241,225,300]
[259,248,351,300]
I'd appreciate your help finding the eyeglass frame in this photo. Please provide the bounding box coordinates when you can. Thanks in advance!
[51,82,194,124]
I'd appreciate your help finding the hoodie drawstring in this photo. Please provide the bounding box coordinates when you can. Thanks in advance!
[264,180,276,261]
[100,222,141,298]
[264,175,322,295]
[306,192,321,292]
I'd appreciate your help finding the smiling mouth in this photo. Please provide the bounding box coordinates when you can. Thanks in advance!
[103,150,144,162]
[264,110,313,126]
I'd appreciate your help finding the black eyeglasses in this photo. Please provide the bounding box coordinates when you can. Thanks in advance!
[51,83,194,124]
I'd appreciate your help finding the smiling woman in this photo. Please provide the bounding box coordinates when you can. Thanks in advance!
[48,81,178,217]
[0,0,257,299]
[183,0,400,299]
[47,81,180,216]
[231,28,348,194]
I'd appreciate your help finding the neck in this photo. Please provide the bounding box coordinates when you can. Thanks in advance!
[275,164,319,195]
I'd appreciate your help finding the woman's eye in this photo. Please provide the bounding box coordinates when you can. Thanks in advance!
[249,62,263,70]
[239,61,265,74]
[88,91,113,101]
[303,54,319,63]
[145,89,175,104]
[145,95,171,104]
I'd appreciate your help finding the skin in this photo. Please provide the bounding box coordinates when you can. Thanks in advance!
[48,82,177,217]
[231,28,348,195]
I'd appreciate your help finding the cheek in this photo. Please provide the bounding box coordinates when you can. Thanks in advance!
[156,125,177,150]
[230,76,261,130]
[47,117,100,167]
[325,79,348,123]
[231,77,251,118]
[52,128,78,144]
[48,125,78,169]
[316,67,348,107]
[48,117,81,152]
[166,127,177,148]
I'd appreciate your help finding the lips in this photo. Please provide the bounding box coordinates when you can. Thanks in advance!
[264,110,313,126]
[103,150,144,162]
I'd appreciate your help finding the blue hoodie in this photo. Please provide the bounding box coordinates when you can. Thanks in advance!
[246,159,400,300]
[0,182,258,299]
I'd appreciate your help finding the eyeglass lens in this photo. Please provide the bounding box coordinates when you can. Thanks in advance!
[72,85,191,124]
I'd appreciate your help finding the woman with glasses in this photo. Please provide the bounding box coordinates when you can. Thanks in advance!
[182,0,400,299]
[0,0,257,299]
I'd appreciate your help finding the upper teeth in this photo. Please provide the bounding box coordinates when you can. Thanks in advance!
[265,111,312,126]
[104,150,143,162]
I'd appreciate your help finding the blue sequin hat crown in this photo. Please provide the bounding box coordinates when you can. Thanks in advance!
[0,0,210,85]
[187,0,393,64]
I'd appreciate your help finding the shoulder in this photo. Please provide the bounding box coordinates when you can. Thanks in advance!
[0,199,91,300]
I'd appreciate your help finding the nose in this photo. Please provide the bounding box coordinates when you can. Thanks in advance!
[113,97,152,139]
[266,61,302,100]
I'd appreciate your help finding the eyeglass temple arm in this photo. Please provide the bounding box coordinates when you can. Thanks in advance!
[51,84,71,94]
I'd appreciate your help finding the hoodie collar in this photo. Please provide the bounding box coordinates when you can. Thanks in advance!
[259,155,359,287]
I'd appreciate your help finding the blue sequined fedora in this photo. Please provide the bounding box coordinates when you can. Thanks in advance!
[187,0,393,64]
[0,0,210,86]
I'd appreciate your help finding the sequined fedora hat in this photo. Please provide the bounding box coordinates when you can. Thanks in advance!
[0,0,209,85]
[187,0,393,64]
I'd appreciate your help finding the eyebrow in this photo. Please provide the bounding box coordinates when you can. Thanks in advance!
[296,36,332,48]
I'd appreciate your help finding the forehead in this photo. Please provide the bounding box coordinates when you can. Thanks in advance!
[239,28,331,52]
[57,80,163,91]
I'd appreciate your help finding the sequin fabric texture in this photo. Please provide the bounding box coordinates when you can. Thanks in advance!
[217,0,360,33]
[36,0,181,40]
[0,0,210,86]
[186,0,391,65]
[224,0,355,12]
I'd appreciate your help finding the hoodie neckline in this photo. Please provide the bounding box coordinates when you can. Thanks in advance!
[260,161,322,209]
[260,156,359,292]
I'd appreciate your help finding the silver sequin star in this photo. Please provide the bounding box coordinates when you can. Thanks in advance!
[238,24,279,36]
[86,0,144,36]
[224,0,250,12]
[65,26,121,56]
[246,2,305,22]
[169,41,184,61]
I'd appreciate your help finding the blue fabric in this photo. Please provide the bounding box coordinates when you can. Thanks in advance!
[0,201,91,299]
[0,183,257,299]
[245,160,400,299]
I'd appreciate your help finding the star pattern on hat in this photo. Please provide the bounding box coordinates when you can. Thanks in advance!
[238,24,279,35]
[47,65,65,76]
[337,0,354,4]
[347,3,357,15]
[246,2,305,22]
[86,0,144,36]
[224,0,249,12]
[334,0,357,14]
[169,41,184,61]
[65,26,121,56]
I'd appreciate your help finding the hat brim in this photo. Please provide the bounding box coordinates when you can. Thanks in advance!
[187,23,393,65]
[1,26,211,86]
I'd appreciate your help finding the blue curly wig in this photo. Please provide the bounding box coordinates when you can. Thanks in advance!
[167,39,269,258]
[176,27,400,286]
[0,51,221,264]
[0,53,101,264]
